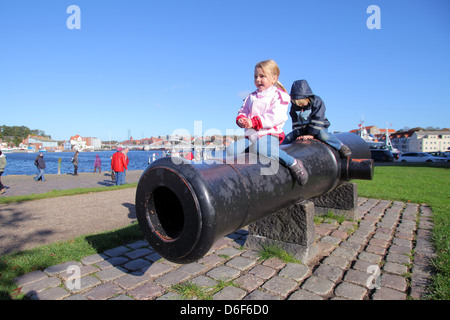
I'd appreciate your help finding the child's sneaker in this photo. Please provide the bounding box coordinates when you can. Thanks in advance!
[339,145,352,157]
[288,160,308,186]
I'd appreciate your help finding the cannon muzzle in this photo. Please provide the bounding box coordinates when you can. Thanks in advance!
[135,132,373,264]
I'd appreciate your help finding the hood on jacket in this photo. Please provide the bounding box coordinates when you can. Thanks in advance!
[290,80,314,100]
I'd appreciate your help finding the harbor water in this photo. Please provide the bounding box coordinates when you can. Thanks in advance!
[0,149,225,176]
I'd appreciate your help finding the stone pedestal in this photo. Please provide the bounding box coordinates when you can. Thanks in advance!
[311,182,359,221]
[245,200,318,264]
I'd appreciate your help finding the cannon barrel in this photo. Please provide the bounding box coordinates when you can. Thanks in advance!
[135,132,373,264]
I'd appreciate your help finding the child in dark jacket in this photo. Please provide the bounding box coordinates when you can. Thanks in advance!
[282,80,351,157]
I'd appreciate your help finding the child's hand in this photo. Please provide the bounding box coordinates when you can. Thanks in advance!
[296,135,314,140]
[238,118,252,129]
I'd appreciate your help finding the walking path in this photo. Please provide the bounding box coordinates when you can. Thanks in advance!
[1,172,436,300]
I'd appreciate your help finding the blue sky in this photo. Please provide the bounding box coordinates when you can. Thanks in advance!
[1,0,449,142]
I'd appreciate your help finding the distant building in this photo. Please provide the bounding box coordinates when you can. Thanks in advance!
[24,135,58,151]
[69,134,102,151]
[391,130,450,152]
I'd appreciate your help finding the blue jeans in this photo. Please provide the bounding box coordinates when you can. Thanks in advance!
[226,135,295,167]
[115,171,125,185]
[283,129,343,150]
[35,168,45,181]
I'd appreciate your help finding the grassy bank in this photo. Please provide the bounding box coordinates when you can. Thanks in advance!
[0,165,448,299]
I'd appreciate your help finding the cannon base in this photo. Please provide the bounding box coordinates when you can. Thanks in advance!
[245,200,319,264]
[312,182,360,221]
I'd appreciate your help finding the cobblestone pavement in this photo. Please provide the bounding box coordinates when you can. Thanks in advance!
[13,197,435,300]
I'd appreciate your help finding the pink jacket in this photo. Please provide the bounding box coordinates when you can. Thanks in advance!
[236,86,290,143]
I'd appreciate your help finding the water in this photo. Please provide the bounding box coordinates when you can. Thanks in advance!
[1,149,225,176]
[0,150,165,176]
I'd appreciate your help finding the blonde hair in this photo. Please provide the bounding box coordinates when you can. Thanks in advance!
[255,60,287,93]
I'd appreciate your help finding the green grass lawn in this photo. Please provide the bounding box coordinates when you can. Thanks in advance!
[0,165,448,299]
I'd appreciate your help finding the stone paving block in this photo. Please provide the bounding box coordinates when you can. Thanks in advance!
[334,282,367,300]
[123,258,151,272]
[262,276,298,297]
[243,290,280,300]
[301,276,334,296]
[331,247,358,260]
[320,235,341,246]
[278,263,310,282]
[96,256,129,269]
[365,245,386,255]
[143,262,174,278]
[313,264,344,283]
[44,261,81,276]
[128,282,165,300]
[109,294,135,300]
[81,253,108,266]
[386,253,411,265]
[191,275,218,290]
[84,282,123,300]
[248,265,277,280]
[372,287,407,300]
[215,247,242,259]
[234,274,264,292]
[322,255,349,269]
[383,262,408,276]
[21,276,61,296]
[156,270,192,288]
[381,274,407,292]
[262,258,285,270]
[30,286,71,300]
[14,270,48,286]
[389,245,412,255]
[213,286,247,300]
[96,266,128,282]
[226,256,257,271]
[59,265,99,281]
[66,276,101,293]
[103,246,130,258]
[114,272,151,291]
[124,248,153,260]
[178,262,209,276]
[63,293,89,300]
[358,251,382,264]
[343,269,371,288]
[288,289,323,300]
[126,240,150,250]
[206,266,241,281]
[198,254,226,267]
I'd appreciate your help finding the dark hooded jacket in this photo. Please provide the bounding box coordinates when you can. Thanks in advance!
[289,80,330,136]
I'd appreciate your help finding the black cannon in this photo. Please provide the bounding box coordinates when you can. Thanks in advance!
[135,132,373,264]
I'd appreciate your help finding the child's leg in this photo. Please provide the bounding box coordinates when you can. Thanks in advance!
[317,129,343,150]
[281,129,300,145]
[250,135,295,167]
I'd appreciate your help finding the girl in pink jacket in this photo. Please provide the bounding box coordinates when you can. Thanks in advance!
[226,60,308,185]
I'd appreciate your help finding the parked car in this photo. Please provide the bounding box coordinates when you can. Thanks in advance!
[397,152,447,163]
[370,149,394,162]
[428,152,450,161]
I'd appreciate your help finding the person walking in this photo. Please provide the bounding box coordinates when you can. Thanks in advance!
[111,147,127,185]
[94,154,102,173]
[34,153,46,182]
[72,150,79,175]
[0,151,6,193]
